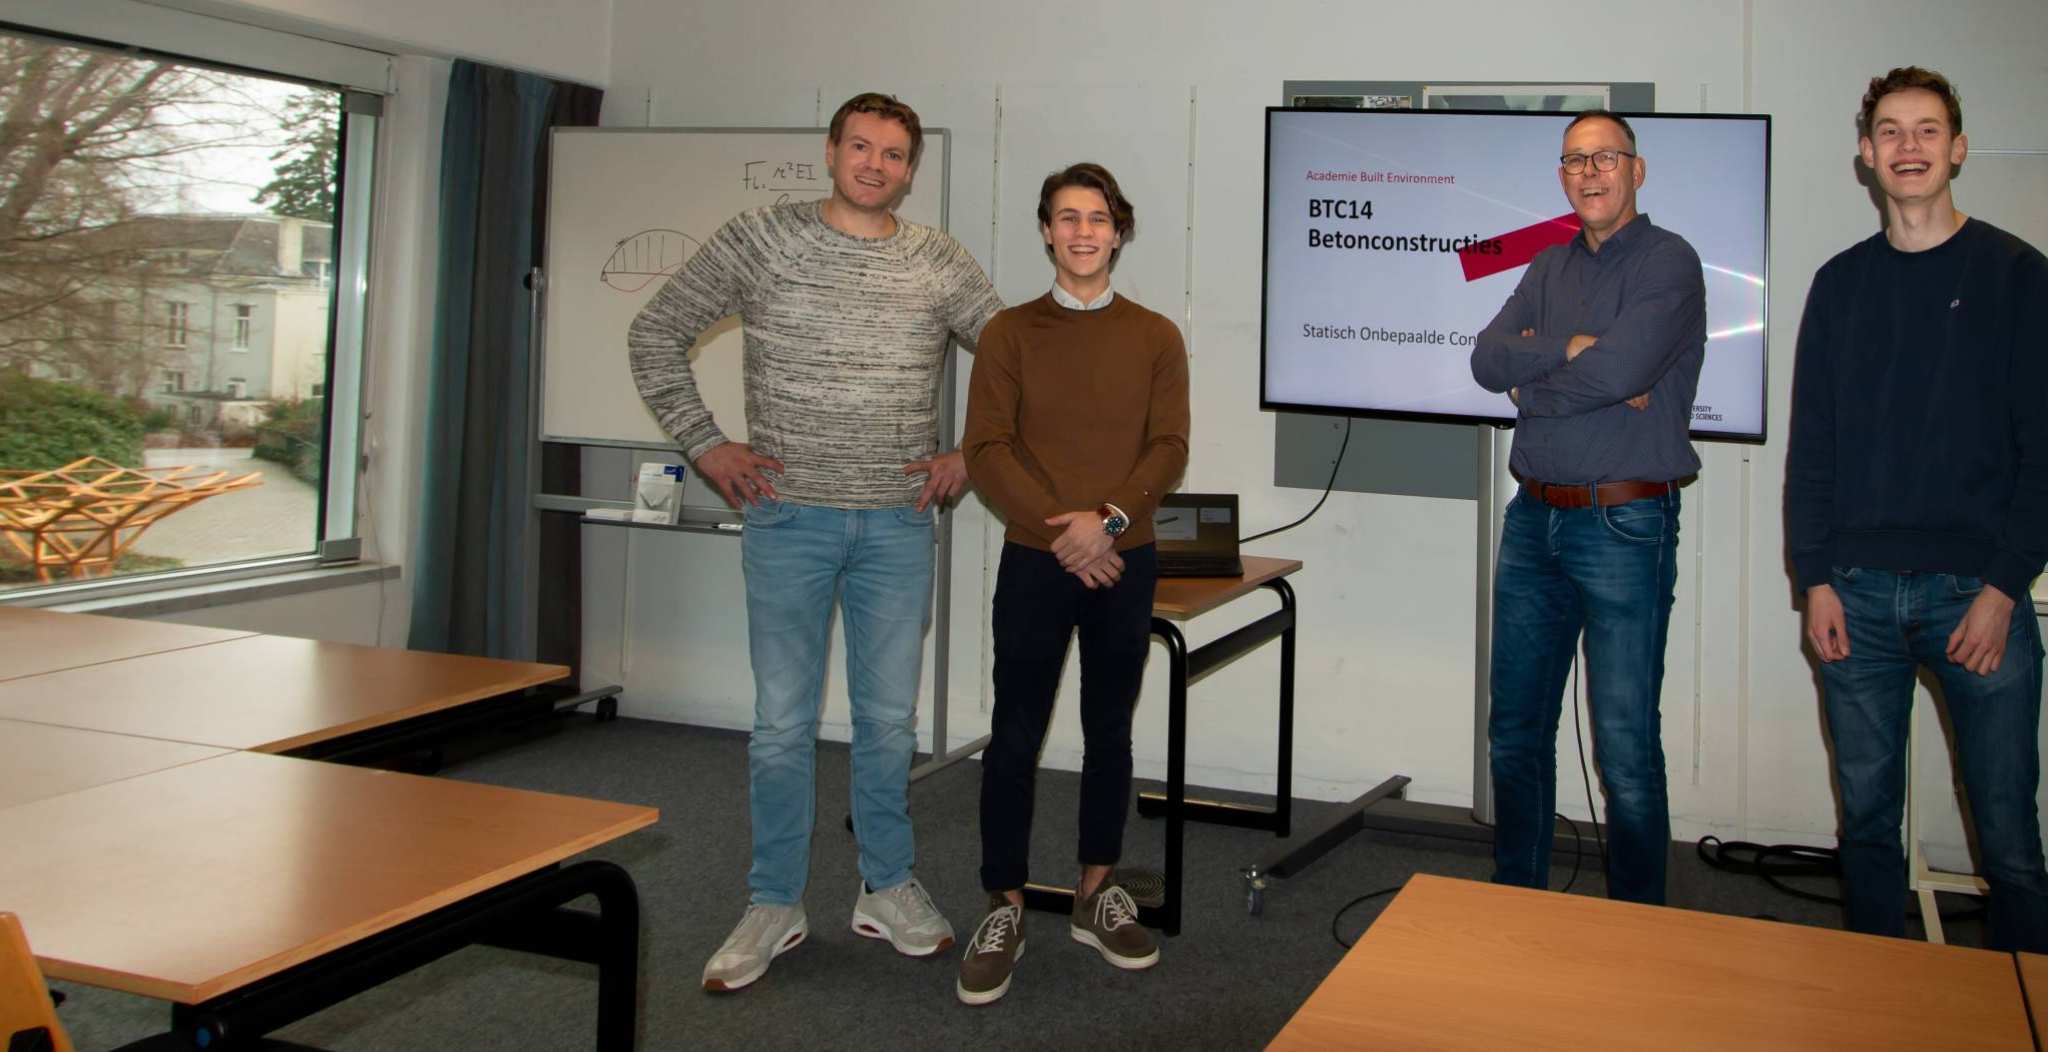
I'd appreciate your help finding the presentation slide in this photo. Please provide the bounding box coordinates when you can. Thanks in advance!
[1261,109,1769,441]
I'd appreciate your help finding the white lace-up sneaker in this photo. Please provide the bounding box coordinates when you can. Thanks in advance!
[850,877,956,956]
[702,903,808,992]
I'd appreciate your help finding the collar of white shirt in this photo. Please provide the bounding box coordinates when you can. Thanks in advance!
[1050,283,1115,311]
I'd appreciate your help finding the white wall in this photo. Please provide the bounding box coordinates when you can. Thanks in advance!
[594,0,2048,861]
[161,0,609,86]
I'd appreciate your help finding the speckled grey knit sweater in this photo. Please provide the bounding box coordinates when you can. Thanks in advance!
[627,200,1002,508]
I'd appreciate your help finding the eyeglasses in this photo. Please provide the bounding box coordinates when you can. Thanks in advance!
[1559,149,1636,174]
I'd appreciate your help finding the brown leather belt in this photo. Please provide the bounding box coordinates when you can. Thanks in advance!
[1519,477,1678,509]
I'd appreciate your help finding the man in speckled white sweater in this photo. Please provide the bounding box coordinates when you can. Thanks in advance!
[628,93,1002,994]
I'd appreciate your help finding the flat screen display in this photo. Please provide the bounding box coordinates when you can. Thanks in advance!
[1261,107,1770,441]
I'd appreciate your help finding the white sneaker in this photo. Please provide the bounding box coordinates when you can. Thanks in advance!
[850,877,955,956]
[702,903,808,992]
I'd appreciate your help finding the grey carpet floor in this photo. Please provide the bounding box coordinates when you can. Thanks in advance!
[48,716,1981,1050]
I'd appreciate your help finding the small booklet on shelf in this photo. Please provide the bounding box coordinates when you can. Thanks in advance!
[632,462,686,523]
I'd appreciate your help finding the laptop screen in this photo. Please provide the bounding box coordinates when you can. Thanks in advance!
[1154,494,1240,560]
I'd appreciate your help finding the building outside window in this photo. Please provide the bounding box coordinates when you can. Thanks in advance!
[0,29,373,596]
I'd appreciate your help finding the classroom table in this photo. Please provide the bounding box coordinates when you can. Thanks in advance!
[0,719,227,809]
[1266,874,2033,1051]
[0,748,656,1048]
[0,633,569,756]
[0,610,652,1047]
[2018,952,2048,1042]
[0,606,255,682]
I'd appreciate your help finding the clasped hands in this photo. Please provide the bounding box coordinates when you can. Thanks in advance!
[1047,510,1123,589]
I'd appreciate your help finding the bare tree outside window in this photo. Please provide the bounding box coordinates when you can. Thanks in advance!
[0,33,345,590]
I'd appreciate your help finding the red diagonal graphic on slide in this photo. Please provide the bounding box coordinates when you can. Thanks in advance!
[1458,213,1581,282]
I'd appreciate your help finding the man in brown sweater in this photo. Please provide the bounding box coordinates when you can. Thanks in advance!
[955,162,1190,1006]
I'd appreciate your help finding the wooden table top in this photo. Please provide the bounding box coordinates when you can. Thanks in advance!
[0,720,228,810]
[0,750,657,1003]
[1267,874,2031,1051]
[0,607,255,682]
[1152,555,1302,621]
[0,634,569,753]
[2018,952,2048,1039]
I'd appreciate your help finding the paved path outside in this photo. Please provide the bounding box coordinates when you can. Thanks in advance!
[132,448,318,566]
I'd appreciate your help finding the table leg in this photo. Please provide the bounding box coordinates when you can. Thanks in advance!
[1164,614,1188,937]
[166,860,642,1050]
[1136,584,1296,835]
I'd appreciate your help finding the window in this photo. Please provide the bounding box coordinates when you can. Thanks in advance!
[0,25,379,597]
[166,301,190,346]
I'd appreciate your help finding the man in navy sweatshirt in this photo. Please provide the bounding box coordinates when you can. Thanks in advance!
[1785,66,2048,951]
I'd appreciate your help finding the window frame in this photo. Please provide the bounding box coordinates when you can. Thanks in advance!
[166,300,190,347]
[0,7,387,603]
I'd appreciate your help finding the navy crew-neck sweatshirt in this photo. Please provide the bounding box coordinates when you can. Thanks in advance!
[1785,218,2048,600]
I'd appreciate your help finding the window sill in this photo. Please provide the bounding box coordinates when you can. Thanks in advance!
[25,562,399,618]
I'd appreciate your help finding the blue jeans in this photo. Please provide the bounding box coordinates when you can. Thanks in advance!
[1820,567,2048,951]
[740,499,934,906]
[1490,488,1679,904]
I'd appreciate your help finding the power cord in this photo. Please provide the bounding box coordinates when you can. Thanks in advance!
[1242,418,1351,545]
[1695,837,1841,905]
[1331,652,1604,949]
[1329,811,1587,950]
[1570,654,1608,877]
[1693,837,1986,925]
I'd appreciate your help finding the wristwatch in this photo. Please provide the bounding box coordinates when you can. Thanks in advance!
[1097,502,1129,538]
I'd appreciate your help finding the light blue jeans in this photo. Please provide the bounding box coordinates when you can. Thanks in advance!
[741,498,934,906]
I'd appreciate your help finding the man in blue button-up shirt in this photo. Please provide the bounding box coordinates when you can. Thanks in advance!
[1470,109,1706,905]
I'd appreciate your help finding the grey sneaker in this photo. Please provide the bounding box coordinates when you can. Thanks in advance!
[702,903,807,992]
[1071,883,1158,970]
[851,877,955,956]
[956,895,1026,1006]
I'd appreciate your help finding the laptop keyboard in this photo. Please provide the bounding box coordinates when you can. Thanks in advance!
[1157,556,1244,578]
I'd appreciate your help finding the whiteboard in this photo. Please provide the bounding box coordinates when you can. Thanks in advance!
[539,127,950,447]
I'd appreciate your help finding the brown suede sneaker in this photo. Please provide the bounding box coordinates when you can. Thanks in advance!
[1070,882,1158,970]
[956,894,1026,1005]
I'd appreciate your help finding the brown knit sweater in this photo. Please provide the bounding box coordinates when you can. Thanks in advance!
[963,292,1190,551]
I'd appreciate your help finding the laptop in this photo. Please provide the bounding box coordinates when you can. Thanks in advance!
[1153,493,1244,578]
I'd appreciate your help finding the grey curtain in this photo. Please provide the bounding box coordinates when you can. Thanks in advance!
[410,61,601,662]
